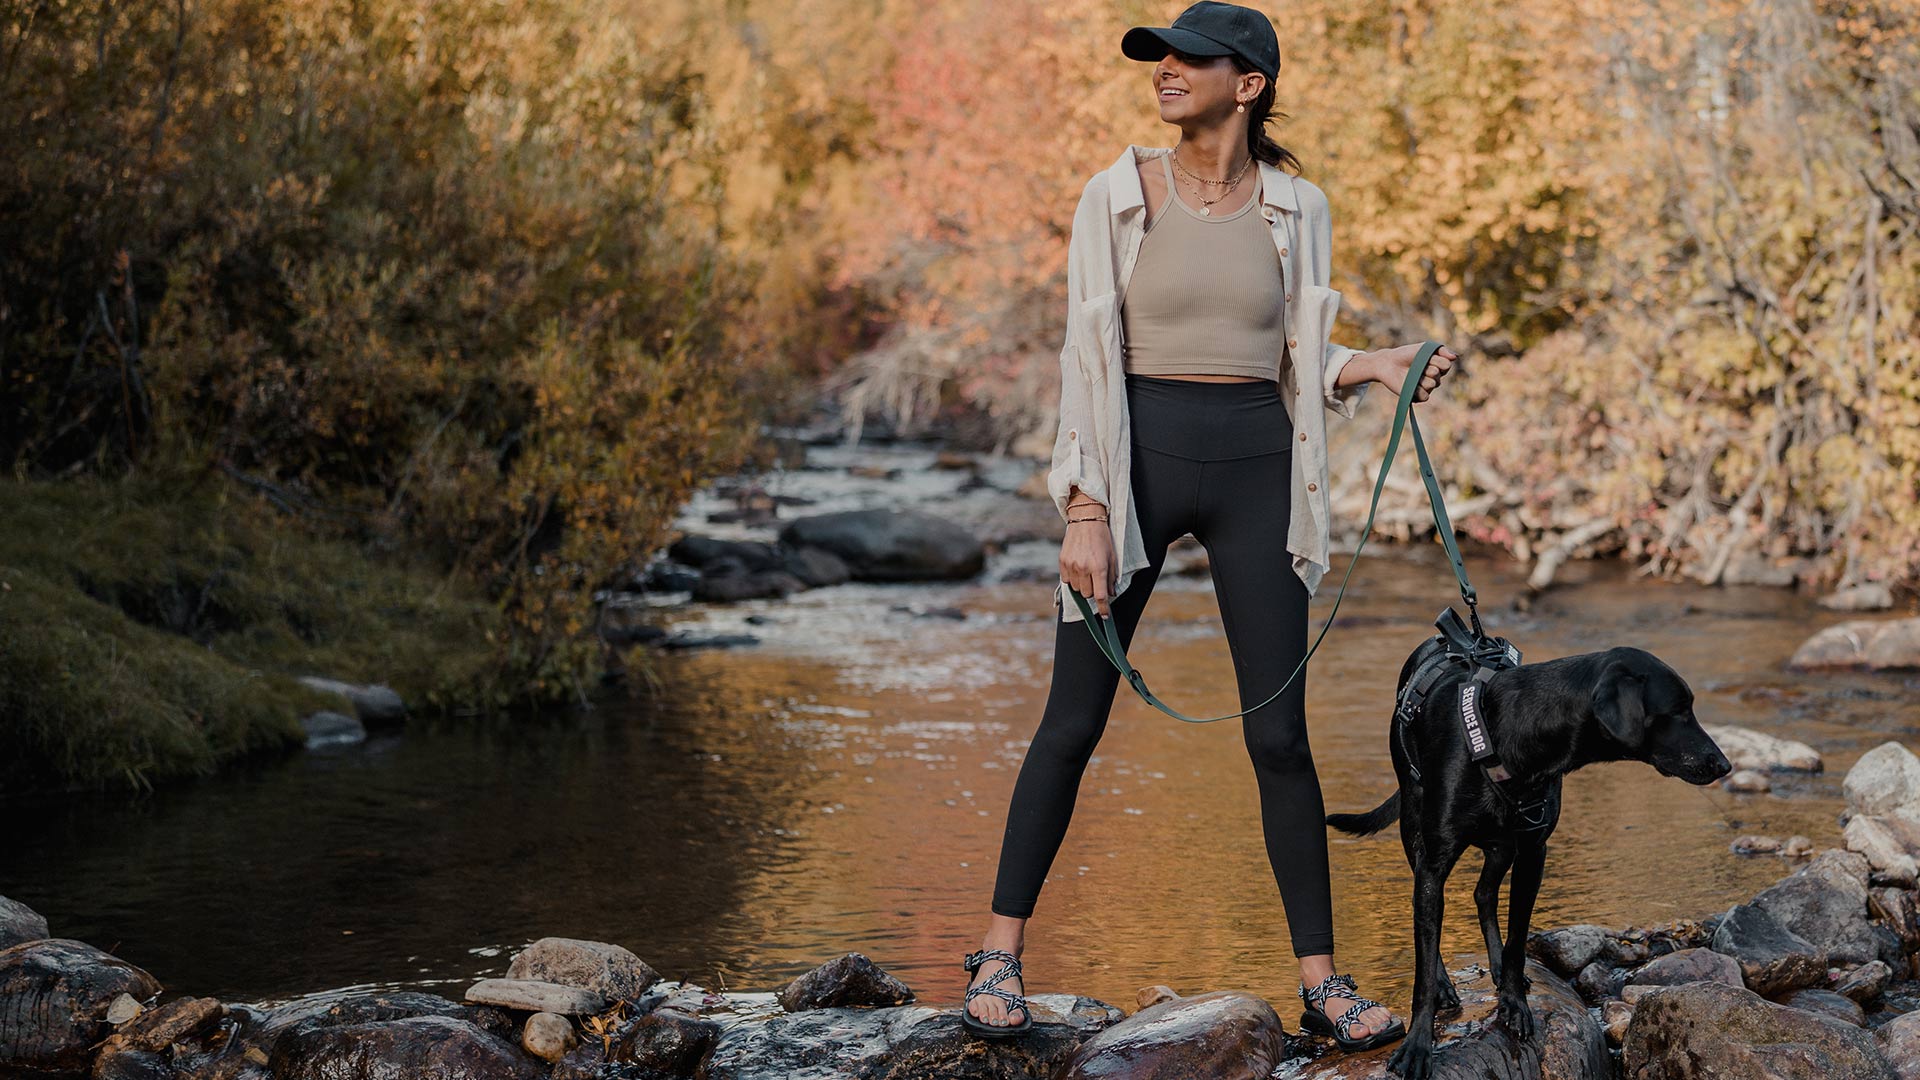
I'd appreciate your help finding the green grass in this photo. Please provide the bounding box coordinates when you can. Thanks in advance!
[0,469,511,796]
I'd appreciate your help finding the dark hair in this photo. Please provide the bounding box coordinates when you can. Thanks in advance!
[1228,54,1302,173]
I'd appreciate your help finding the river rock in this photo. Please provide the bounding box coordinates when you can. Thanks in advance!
[1789,616,1920,671]
[699,993,1121,1080]
[0,938,162,1073]
[0,895,49,948]
[1872,887,1920,954]
[1879,1009,1920,1079]
[1752,848,1901,968]
[301,710,366,748]
[1723,768,1772,793]
[296,676,408,726]
[1057,990,1284,1080]
[1836,960,1893,1004]
[1624,946,1743,989]
[232,988,515,1046]
[92,996,225,1077]
[1290,958,1606,1080]
[1821,582,1896,611]
[521,1012,575,1063]
[1709,901,1828,996]
[1786,834,1817,856]
[1848,743,1920,820]
[777,510,985,582]
[268,1014,546,1079]
[1734,834,1784,854]
[465,977,606,1016]
[1782,987,1867,1026]
[1574,960,1627,1004]
[1622,980,1895,1079]
[505,937,659,1005]
[776,951,913,1011]
[1528,924,1614,976]
[1703,723,1823,772]
[692,563,807,602]
[782,545,852,588]
[1850,814,1920,884]
[669,536,788,573]
[555,1006,720,1079]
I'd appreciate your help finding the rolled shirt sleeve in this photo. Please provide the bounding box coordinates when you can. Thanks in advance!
[1322,340,1369,419]
[1045,182,1109,519]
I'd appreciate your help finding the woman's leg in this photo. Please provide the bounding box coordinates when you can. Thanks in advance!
[1194,443,1398,1038]
[970,435,1195,1026]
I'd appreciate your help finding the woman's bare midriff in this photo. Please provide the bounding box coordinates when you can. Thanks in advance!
[1145,373,1266,383]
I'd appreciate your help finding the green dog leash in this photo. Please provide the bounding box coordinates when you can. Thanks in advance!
[1066,340,1481,723]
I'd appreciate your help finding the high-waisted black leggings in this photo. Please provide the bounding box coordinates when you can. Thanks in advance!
[991,373,1331,957]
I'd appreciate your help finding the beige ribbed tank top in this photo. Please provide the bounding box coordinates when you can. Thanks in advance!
[1121,152,1289,381]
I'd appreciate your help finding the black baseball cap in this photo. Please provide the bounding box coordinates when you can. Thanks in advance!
[1121,1,1280,81]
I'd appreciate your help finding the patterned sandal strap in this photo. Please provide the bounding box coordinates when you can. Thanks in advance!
[1334,999,1374,1039]
[1299,971,1359,1006]
[963,948,1019,973]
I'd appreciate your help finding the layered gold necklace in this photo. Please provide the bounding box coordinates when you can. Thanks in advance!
[1169,147,1254,216]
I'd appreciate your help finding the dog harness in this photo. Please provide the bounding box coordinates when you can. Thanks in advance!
[1395,607,1554,832]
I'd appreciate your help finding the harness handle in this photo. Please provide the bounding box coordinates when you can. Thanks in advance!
[1067,340,1475,723]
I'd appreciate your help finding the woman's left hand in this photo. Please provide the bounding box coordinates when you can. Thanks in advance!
[1371,343,1459,403]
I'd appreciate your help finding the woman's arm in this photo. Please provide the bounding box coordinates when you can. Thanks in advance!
[1045,180,1110,519]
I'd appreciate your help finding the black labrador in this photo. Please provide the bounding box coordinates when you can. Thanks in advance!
[1326,642,1732,1080]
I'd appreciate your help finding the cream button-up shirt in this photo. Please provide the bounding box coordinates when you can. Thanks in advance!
[1049,144,1371,623]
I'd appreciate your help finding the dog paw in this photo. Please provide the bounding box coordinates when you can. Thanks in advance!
[1388,1038,1433,1080]
[1495,997,1536,1041]
[1435,976,1461,1011]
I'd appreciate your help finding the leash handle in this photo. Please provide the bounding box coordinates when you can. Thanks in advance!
[1068,341,1471,723]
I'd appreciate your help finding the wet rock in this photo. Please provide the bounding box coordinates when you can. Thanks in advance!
[93,996,225,1078]
[233,988,514,1047]
[1821,583,1896,611]
[1574,960,1626,1005]
[1723,768,1772,793]
[301,710,366,748]
[1848,742,1920,820]
[1872,887,1920,954]
[659,631,760,650]
[1703,723,1823,772]
[777,510,985,582]
[1878,1009,1920,1079]
[1781,987,1867,1026]
[0,895,49,948]
[92,1047,174,1080]
[296,676,408,727]
[1710,901,1829,996]
[699,993,1121,1080]
[1789,616,1920,671]
[782,545,851,588]
[1625,946,1743,989]
[0,938,162,1073]
[1786,834,1817,857]
[1837,960,1894,1004]
[521,1012,574,1063]
[1753,849,1900,968]
[465,977,607,1016]
[776,952,913,1011]
[1601,999,1633,1046]
[1528,924,1614,976]
[668,536,788,573]
[1622,980,1895,1079]
[1057,990,1284,1080]
[505,937,659,1005]
[1733,834,1784,854]
[575,1006,720,1076]
[1137,985,1180,1009]
[692,564,807,602]
[1291,959,1606,1080]
[268,1014,546,1079]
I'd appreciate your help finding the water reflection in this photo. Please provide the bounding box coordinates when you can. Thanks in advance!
[3,467,1915,1015]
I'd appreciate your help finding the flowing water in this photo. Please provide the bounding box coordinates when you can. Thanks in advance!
[4,438,1914,1019]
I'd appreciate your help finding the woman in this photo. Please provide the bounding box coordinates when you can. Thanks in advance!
[959,1,1459,1051]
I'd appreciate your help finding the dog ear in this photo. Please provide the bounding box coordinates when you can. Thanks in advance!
[1590,658,1648,747]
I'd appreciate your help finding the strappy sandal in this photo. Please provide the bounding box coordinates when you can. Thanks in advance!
[961,947,1033,1037]
[1298,971,1406,1051]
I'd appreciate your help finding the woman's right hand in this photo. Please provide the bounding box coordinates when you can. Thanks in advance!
[1060,512,1117,618]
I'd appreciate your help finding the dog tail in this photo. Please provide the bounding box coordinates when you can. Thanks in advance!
[1325,791,1400,837]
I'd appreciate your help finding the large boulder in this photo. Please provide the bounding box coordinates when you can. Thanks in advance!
[1752,849,1902,968]
[1709,902,1830,996]
[504,937,659,1005]
[268,1014,548,1079]
[0,938,162,1074]
[0,896,48,949]
[1622,980,1894,1079]
[1057,991,1286,1080]
[777,510,985,582]
[1847,743,1920,821]
[1623,947,1743,990]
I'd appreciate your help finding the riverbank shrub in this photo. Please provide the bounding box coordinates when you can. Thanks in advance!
[0,0,777,743]
[0,468,513,795]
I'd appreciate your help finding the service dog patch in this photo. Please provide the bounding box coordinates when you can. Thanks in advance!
[1460,682,1492,760]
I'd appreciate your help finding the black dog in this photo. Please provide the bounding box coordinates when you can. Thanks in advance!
[1327,641,1732,1080]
